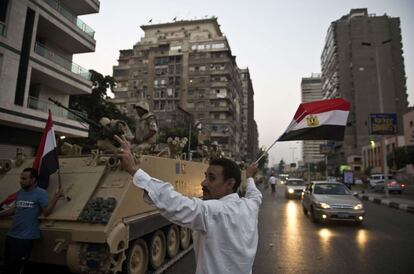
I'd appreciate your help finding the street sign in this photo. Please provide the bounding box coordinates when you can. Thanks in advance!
[370,113,397,135]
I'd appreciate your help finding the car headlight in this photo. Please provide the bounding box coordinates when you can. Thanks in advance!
[354,203,363,210]
[288,188,294,194]
[316,202,331,209]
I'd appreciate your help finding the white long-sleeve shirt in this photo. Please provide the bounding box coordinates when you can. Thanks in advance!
[133,169,263,274]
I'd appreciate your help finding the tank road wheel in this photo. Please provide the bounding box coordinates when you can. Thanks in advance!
[149,230,166,269]
[166,225,180,258]
[123,239,148,274]
[179,227,191,250]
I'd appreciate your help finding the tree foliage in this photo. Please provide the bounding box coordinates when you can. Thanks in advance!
[66,70,134,152]
[387,146,414,170]
[277,159,285,174]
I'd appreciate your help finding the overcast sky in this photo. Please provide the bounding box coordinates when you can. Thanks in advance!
[74,0,414,167]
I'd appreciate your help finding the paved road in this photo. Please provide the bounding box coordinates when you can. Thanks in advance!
[14,183,414,274]
[165,184,414,274]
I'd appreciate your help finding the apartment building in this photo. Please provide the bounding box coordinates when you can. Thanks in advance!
[111,18,254,160]
[0,0,99,157]
[321,8,408,165]
[403,108,414,147]
[239,68,258,162]
[301,73,326,164]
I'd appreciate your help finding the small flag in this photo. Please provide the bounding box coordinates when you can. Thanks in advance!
[278,98,350,141]
[33,110,59,189]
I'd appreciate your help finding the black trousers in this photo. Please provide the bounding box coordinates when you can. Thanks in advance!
[4,236,34,274]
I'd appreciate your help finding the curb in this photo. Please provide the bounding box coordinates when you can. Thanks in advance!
[356,194,414,214]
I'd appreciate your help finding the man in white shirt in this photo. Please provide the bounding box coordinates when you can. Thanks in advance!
[268,173,277,194]
[115,135,262,274]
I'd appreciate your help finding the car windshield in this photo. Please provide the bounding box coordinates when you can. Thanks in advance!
[287,180,305,186]
[313,184,351,195]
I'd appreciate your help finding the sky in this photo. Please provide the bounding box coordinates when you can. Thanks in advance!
[74,0,414,167]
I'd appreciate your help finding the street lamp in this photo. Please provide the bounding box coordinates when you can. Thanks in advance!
[362,38,392,197]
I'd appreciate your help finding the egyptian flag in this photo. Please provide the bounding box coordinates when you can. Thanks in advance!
[32,110,59,189]
[278,98,350,141]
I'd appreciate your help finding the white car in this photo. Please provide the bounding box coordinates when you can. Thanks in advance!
[302,181,365,224]
[369,174,393,187]
[285,178,306,199]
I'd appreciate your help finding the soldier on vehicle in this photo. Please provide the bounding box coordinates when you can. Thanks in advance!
[97,117,134,153]
[115,134,262,274]
[209,141,223,160]
[132,101,158,155]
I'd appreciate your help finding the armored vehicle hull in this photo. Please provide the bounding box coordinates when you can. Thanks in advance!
[0,155,208,273]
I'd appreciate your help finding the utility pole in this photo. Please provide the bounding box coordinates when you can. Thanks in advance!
[362,38,392,197]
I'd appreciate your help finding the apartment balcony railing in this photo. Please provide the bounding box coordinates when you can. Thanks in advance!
[27,96,87,122]
[45,0,95,39]
[0,21,6,36]
[34,42,91,81]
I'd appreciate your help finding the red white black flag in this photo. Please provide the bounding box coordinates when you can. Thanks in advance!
[33,110,59,189]
[278,98,351,141]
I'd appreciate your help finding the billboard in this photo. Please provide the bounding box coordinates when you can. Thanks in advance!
[370,113,397,135]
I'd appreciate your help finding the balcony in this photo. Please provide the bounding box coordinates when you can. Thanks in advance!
[45,0,95,39]
[27,96,86,122]
[34,42,91,81]
[0,22,6,36]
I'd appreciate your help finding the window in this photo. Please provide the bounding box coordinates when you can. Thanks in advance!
[212,43,225,49]
[0,0,9,22]
[170,45,182,51]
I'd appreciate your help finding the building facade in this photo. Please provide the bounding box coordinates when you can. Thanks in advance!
[321,8,408,165]
[239,68,258,162]
[361,136,404,173]
[301,73,326,164]
[0,0,99,157]
[111,18,256,160]
[403,108,414,147]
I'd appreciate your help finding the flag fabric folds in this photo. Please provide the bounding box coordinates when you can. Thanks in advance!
[33,110,59,189]
[278,98,351,141]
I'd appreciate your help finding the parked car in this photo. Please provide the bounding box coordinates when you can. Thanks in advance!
[302,181,365,224]
[372,180,406,194]
[285,178,306,199]
[369,174,393,187]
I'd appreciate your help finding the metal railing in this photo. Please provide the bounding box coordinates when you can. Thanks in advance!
[0,21,6,36]
[27,96,87,122]
[34,42,91,81]
[45,0,95,39]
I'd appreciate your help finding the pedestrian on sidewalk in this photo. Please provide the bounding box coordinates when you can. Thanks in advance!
[115,135,263,274]
[269,173,277,194]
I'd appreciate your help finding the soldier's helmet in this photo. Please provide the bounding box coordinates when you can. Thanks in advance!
[211,141,219,146]
[134,101,150,112]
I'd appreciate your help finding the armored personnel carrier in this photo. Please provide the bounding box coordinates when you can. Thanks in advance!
[0,153,208,274]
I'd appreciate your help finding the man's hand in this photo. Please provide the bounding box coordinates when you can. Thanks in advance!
[246,163,258,178]
[114,135,138,176]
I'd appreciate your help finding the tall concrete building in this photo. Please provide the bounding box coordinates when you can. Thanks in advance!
[111,18,255,160]
[301,73,326,164]
[0,0,99,157]
[321,8,408,165]
[239,68,258,162]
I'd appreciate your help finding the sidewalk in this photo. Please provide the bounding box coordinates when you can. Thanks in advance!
[355,191,414,214]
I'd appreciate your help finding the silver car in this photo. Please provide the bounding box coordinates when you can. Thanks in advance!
[302,181,365,224]
[285,178,306,199]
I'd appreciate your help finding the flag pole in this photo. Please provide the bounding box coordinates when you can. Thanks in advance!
[57,168,62,190]
[254,139,278,164]
[254,120,297,165]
